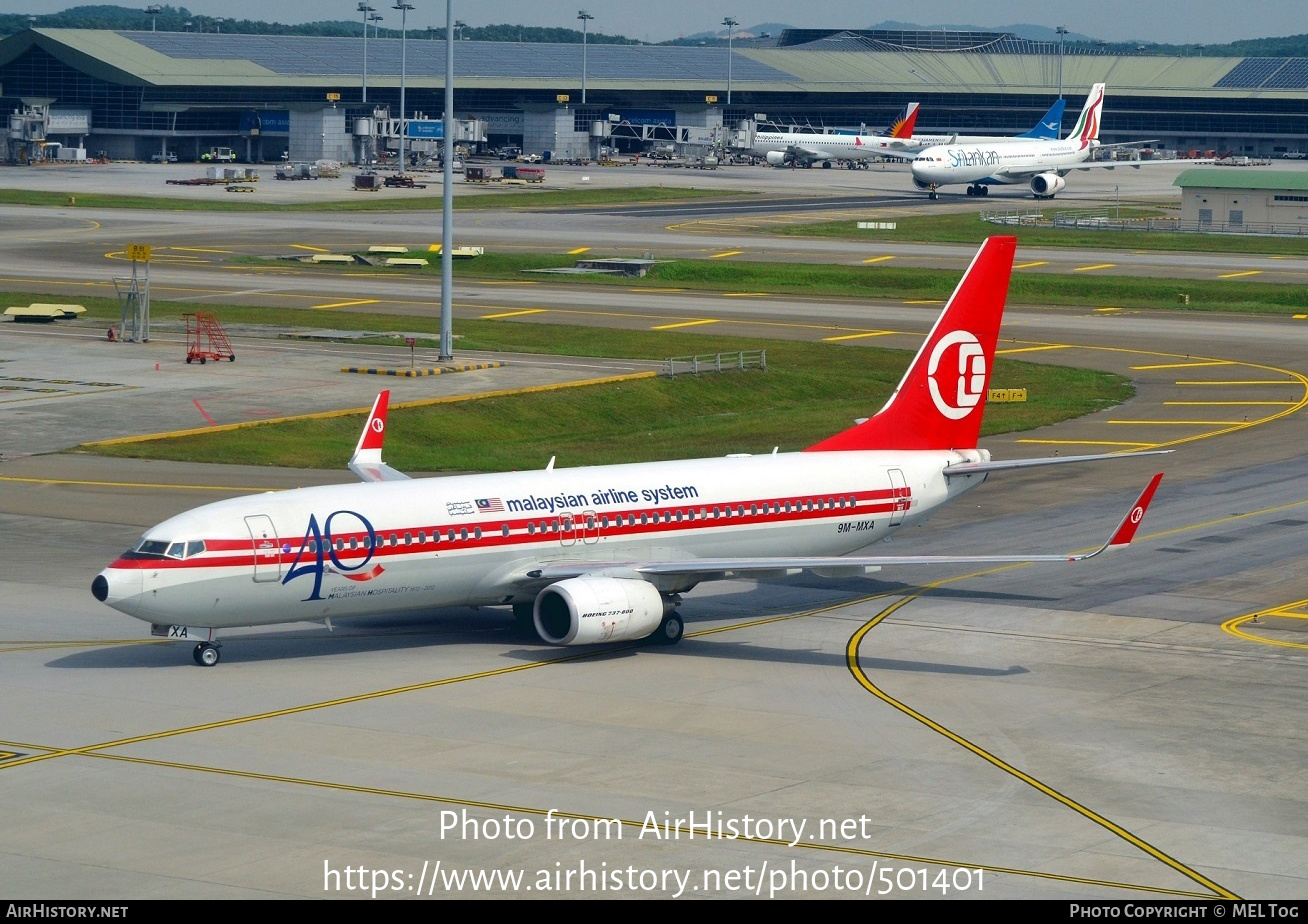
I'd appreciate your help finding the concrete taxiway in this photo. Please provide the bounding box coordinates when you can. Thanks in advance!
[1,162,1306,900]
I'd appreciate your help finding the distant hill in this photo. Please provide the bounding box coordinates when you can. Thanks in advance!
[3,7,1307,56]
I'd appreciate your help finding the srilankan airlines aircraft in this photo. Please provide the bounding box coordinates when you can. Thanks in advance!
[92,237,1164,666]
[755,98,1067,169]
[910,83,1154,199]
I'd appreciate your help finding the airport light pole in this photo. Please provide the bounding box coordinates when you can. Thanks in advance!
[440,0,455,360]
[1056,25,1068,99]
[370,12,382,38]
[722,17,737,105]
[578,10,593,104]
[358,3,375,103]
[394,1,414,170]
[147,4,161,31]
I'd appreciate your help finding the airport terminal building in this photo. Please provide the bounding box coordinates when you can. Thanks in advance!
[2,27,1307,163]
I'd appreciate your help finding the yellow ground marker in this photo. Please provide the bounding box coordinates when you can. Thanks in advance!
[710,250,743,258]
[652,319,717,330]
[312,299,379,310]
[861,255,894,264]
[1218,270,1262,278]
[1075,263,1116,271]
[480,309,547,319]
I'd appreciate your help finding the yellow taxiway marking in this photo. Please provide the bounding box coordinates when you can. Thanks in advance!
[1175,380,1296,386]
[1131,361,1233,370]
[290,244,331,252]
[997,345,1068,355]
[312,299,379,310]
[1218,270,1262,278]
[823,331,893,341]
[1095,307,1122,312]
[1075,263,1116,272]
[1109,420,1249,426]
[1223,604,1308,651]
[651,319,718,330]
[847,593,1239,901]
[710,250,743,258]
[475,280,538,286]
[861,255,894,264]
[480,309,547,319]
[567,247,591,254]
[169,247,236,254]
[722,292,769,297]
[1164,400,1297,406]
[1013,261,1048,269]
[903,299,943,305]
[1017,439,1155,448]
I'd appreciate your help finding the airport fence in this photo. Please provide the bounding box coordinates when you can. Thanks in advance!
[663,350,767,377]
[982,208,1308,237]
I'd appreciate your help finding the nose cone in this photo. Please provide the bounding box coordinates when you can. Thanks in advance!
[92,566,143,616]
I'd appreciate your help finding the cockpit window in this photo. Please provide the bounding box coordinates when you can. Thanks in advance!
[124,538,205,561]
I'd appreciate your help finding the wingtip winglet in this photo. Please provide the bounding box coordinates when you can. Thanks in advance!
[355,390,390,456]
[1106,472,1163,550]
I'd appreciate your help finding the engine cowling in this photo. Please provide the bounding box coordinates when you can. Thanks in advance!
[534,576,674,645]
[1030,173,1066,197]
[765,150,788,167]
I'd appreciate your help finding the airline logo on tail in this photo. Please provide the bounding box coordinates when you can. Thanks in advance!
[1066,83,1105,150]
[887,102,920,140]
[805,236,1016,453]
[928,331,986,420]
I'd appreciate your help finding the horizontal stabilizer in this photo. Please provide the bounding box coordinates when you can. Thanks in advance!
[944,449,1171,477]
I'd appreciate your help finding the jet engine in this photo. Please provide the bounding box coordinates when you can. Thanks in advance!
[765,151,789,167]
[533,576,681,645]
[1030,173,1066,197]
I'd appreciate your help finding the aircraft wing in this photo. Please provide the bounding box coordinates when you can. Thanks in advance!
[521,474,1161,585]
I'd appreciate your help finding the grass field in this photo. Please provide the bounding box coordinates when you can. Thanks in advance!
[83,304,1132,471]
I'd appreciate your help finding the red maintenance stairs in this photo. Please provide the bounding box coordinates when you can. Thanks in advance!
[184,312,235,364]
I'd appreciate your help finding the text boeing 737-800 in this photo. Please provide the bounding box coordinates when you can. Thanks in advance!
[92,236,1164,665]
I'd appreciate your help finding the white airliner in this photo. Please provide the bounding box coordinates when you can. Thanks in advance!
[92,236,1164,666]
[753,102,921,168]
[755,98,1066,169]
[910,84,1149,199]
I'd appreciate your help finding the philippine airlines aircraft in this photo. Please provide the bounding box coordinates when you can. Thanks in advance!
[93,237,1164,666]
[910,84,1153,199]
[753,102,921,168]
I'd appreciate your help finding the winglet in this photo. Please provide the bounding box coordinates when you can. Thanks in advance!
[1104,472,1163,551]
[348,391,411,483]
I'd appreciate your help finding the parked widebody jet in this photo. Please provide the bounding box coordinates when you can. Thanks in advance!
[93,236,1164,665]
[752,102,921,168]
[909,84,1156,199]
[756,98,1066,169]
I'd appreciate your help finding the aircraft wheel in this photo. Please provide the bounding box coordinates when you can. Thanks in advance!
[194,643,221,666]
[928,191,938,200]
[649,613,683,646]
[200,356,207,365]
[228,355,236,362]
[965,186,975,196]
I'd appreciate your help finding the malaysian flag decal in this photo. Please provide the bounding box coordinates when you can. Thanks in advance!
[476,497,505,512]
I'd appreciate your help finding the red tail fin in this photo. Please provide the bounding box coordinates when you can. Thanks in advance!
[806,236,1016,452]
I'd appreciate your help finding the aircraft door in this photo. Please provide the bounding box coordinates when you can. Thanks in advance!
[888,469,910,525]
[559,514,576,547]
[244,515,283,582]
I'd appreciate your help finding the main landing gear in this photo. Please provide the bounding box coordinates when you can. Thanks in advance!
[648,612,684,646]
[193,642,221,666]
[965,184,989,196]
